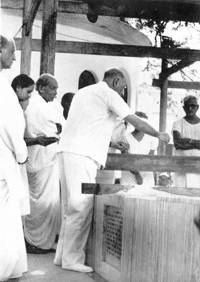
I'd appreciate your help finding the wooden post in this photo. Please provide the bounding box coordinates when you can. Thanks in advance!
[20,0,32,74]
[158,58,168,155]
[40,0,58,74]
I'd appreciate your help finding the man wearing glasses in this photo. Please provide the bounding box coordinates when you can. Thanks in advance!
[172,95,200,188]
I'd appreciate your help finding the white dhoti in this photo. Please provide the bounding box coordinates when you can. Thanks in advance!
[0,72,28,281]
[24,161,60,249]
[0,179,27,281]
[54,152,97,268]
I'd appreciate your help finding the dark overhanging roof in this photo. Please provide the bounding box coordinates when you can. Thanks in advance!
[61,0,200,23]
[2,0,200,23]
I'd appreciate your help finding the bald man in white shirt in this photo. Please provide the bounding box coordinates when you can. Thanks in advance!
[0,35,28,281]
[54,68,170,272]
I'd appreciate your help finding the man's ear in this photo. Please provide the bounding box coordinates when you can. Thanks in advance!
[113,77,119,88]
[38,85,44,94]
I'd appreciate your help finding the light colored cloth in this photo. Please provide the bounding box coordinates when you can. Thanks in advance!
[121,128,157,187]
[24,163,60,249]
[54,152,97,267]
[0,180,27,281]
[56,81,131,268]
[24,92,61,249]
[96,119,127,184]
[59,81,130,166]
[172,118,200,188]
[19,164,30,216]
[25,92,60,172]
[0,72,28,280]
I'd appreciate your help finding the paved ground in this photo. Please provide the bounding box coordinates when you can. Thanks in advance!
[16,253,106,282]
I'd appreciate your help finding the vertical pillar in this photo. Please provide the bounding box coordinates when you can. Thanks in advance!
[20,0,32,74]
[40,0,58,75]
[158,58,168,155]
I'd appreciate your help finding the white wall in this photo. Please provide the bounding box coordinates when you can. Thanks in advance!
[1,7,148,113]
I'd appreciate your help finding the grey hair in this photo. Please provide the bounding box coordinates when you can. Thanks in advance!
[0,35,10,50]
[36,73,55,91]
[103,68,125,80]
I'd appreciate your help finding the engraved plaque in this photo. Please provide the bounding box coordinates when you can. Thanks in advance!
[102,205,123,269]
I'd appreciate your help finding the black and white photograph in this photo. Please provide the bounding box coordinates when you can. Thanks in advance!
[0,1,200,281]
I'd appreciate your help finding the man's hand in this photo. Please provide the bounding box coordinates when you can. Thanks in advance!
[158,132,170,143]
[110,141,130,153]
[36,136,59,146]
[130,169,143,185]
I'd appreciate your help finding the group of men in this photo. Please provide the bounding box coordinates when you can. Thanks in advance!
[0,34,171,280]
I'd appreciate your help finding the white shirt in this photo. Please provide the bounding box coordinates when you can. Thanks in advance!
[59,81,131,166]
[0,72,28,208]
[0,72,27,166]
[24,92,60,171]
[172,118,200,157]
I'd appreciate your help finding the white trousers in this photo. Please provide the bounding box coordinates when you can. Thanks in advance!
[54,152,97,268]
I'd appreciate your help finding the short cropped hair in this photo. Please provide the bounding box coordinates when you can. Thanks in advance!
[103,68,125,80]
[36,73,55,91]
[11,74,35,92]
[183,95,198,105]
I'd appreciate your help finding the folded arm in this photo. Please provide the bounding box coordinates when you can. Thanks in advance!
[173,130,200,150]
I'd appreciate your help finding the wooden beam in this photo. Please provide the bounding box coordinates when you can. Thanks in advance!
[14,38,200,61]
[1,0,24,10]
[40,0,58,74]
[20,0,32,74]
[154,186,200,197]
[23,0,42,36]
[105,153,200,173]
[82,183,129,195]
[153,79,200,90]
[58,1,89,14]
[82,184,200,197]
[163,59,195,78]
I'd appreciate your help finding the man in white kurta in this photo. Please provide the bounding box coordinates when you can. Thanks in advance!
[24,74,61,252]
[172,95,200,188]
[54,68,170,272]
[0,35,28,281]
[121,116,158,187]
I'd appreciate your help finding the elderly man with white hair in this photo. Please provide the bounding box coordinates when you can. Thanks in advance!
[54,68,170,272]
[0,35,28,281]
[24,73,61,254]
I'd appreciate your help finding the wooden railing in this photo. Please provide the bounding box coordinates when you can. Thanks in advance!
[105,153,200,173]
[82,153,200,195]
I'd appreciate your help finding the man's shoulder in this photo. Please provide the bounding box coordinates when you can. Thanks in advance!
[173,118,183,125]
[172,118,184,130]
[25,93,45,114]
